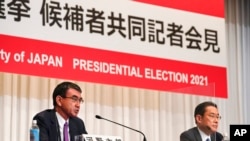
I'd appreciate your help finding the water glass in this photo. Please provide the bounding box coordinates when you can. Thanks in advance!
[74,134,84,141]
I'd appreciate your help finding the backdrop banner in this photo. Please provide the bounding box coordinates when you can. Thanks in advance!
[0,0,227,98]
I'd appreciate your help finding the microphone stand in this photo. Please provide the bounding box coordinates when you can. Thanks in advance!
[95,115,147,141]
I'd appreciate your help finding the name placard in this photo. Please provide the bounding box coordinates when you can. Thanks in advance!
[82,134,123,141]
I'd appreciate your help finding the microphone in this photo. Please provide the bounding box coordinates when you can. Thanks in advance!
[95,115,147,141]
[222,132,229,141]
[205,126,224,141]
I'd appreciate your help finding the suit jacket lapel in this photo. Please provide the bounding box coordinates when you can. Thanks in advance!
[194,127,203,141]
[69,118,78,141]
[50,109,60,141]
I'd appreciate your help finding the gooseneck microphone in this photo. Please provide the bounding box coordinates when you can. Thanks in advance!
[95,115,147,141]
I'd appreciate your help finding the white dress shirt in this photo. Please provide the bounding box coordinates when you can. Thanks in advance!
[197,127,211,141]
[56,112,70,141]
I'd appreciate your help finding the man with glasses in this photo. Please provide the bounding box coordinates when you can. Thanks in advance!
[33,81,87,141]
[180,101,223,141]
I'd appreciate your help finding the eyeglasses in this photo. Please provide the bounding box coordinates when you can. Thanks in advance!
[207,114,221,120]
[62,96,84,104]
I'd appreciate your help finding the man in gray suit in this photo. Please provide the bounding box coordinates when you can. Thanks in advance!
[180,101,223,141]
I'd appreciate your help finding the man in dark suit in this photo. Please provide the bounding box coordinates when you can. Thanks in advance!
[180,101,223,141]
[33,81,88,141]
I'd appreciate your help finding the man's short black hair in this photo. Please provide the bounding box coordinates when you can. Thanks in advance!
[194,101,218,117]
[52,81,82,106]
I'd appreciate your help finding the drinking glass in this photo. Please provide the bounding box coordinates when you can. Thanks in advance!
[74,134,84,141]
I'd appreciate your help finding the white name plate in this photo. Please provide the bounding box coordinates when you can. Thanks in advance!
[83,134,123,141]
